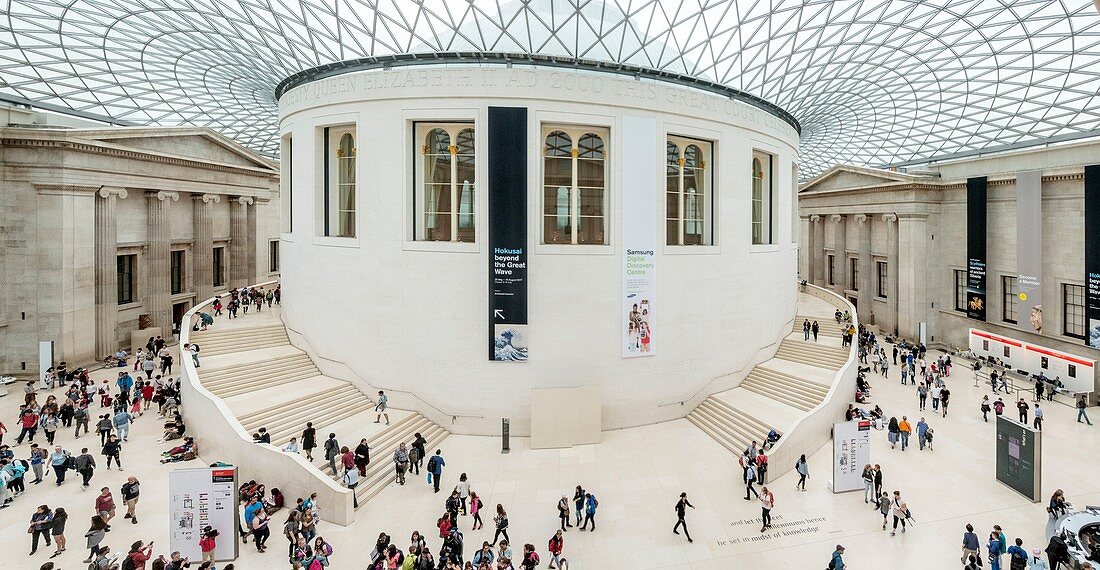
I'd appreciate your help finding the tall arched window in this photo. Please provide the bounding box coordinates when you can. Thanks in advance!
[666,136,712,245]
[543,126,607,245]
[415,123,476,242]
[752,150,774,245]
[321,125,356,238]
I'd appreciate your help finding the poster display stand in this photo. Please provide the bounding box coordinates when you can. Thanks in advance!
[169,466,239,561]
[832,420,871,493]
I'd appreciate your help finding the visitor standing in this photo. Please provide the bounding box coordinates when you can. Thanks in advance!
[811,321,819,342]
[744,462,759,500]
[48,507,67,559]
[122,476,140,524]
[29,504,54,555]
[1033,404,1044,431]
[427,449,445,493]
[323,433,339,476]
[917,418,929,451]
[455,472,471,514]
[862,464,875,503]
[581,493,598,531]
[962,523,981,565]
[759,486,775,532]
[795,454,809,491]
[557,495,571,531]
[1017,399,1030,424]
[573,486,585,528]
[95,487,116,527]
[1078,396,1092,425]
[392,443,409,485]
[673,492,694,543]
[102,435,122,470]
[301,423,316,461]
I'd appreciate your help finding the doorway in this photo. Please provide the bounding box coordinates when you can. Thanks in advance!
[172,302,190,338]
[848,296,858,309]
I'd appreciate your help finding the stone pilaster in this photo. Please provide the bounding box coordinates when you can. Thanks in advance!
[145,191,179,335]
[811,215,825,285]
[831,214,848,294]
[883,213,900,336]
[230,196,254,288]
[95,186,127,357]
[192,194,220,303]
[897,213,930,341]
[801,216,814,281]
[856,214,873,322]
[247,199,258,281]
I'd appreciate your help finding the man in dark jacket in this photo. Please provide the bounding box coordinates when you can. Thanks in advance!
[324,433,340,475]
[354,439,370,477]
[74,447,96,489]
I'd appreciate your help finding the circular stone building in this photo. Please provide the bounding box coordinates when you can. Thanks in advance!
[276,54,801,435]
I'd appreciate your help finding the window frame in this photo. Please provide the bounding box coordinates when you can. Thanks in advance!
[1001,275,1018,324]
[954,269,967,312]
[827,253,835,285]
[849,257,859,292]
[170,249,186,295]
[317,123,358,240]
[280,133,293,234]
[541,123,610,246]
[116,253,136,305]
[751,149,776,245]
[269,240,280,273]
[1063,283,1086,339]
[212,246,225,287]
[666,134,715,247]
[876,260,888,298]
[413,122,477,243]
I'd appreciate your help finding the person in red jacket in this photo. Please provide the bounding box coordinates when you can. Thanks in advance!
[547,529,564,569]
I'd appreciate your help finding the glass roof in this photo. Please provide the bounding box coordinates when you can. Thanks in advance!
[2,0,1099,176]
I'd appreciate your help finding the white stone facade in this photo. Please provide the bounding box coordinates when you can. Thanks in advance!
[0,116,280,377]
[798,140,1100,392]
[278,65,800,435]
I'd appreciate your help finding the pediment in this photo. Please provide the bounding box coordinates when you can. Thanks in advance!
[81,129,276,171]
[802,165,924,193]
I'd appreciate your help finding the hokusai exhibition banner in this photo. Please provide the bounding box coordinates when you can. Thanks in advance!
[1016,170,1043,334]
[622,116,657,357]
[967,176,988,321]
[488,107,529,361]
[1086,165,1100,348]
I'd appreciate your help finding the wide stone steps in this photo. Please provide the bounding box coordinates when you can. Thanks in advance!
[774,339,849,369]
[792,316,846,337]
[200,354,319,385]
[316,413,450,507]
[687,400,767,456]
[205,370,323,400]
[739,368,829,411]
[191,325,290,356]
[240,389,375,445]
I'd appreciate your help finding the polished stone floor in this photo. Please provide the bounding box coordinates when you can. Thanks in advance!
[0,325,1094,569]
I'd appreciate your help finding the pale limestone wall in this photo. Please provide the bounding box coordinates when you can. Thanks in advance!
[0,124,280,377]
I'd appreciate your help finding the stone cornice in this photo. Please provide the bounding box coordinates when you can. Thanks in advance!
[34,184,99,196]
[1,137,277,178]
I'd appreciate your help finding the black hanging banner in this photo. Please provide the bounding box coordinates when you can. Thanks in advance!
[1086,165,1100,348]
[487,107,529,361]
[967,176,988,321]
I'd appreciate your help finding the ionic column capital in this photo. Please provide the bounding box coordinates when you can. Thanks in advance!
[809,215,821,222]
[855,214,869,223]
[193,193,221,204]
[830,214,845,223]
[235,196,255,206]
[98,186,128,199]
[882,213,898,223]
[145,190,180,202]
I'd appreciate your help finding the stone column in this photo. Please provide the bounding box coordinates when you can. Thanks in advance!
[145,191,179,336]
[883,214,899,336]
[802,216,815,282]
[856,214,873,322]
[831,214,848,294]
[811,215,825,285]
[95,187,128,357]
[192,194,220,303]
[230,196,253,288]
[247,199,258,282]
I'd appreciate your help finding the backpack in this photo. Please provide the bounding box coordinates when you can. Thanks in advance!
[121,553,137,570]
[426,457,437,472]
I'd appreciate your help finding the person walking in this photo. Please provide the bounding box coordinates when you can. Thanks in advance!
[392,443,409,485]
[427,449,445,493]
[803,320,811,341]
[74,401,90,439]
[74,447,96,489]
[1078,396,1092,425]
[873,464,884,498]
[811,321,819,342]
[102,435,122,470]
[112,408,132,442]
[455,472,471,515]
[492,504,510,546]
[95,415,112,447]
[898,417,912,451]
[673,492,695,543]
[95,487,116,528]
[962,523,981,565]
[744,462,760,500]
[520,543,540,570]
[1033,404,1044,431]
[557,495,572,531]
[989,531,1005,570]
[942,386,952,417]
[759,486,775,532]
[547,530,564,569]
[830,545,846,569]
[795,454,809,491]
[374,391,390,425]
[29,504,54,555]
[251,507,271,553]
[1018,399,1030,424]
[573,486,585,528]
[580,493,598,531]
[82,516,108,563]
[917,384,928,410]
[890,491,908,536]
[410,433,427,476]
[323,433,339,476]
[121,476,140,524]
[342,466,360,509]
[877,492,891,530]
[916,418,929,451]
[49,446,69,486]
[301,423,317,461]
[888,417,900,449]
[354,438,370,477]
[981,396,992,422]
[470,491,484,530]
[1007,538,1029,570]
[48,507,67,559]
[862,464,875,503]
[29,444,47,485]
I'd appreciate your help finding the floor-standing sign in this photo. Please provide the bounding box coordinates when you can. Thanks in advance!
[622,116,657,358]
[967,176,988,321]
[995,416,1041,502]
[1016,170,1043,334]
[832,420,871,493]
[169,466,239,561]
[38,341,53,389]
[487,106,529,361]
[1085,165,1100,348]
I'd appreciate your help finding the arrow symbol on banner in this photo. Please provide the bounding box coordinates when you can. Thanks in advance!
[494,309,505,320]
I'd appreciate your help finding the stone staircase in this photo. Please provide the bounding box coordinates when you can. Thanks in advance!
[791,315,847,338]
[192,316,450,510]
[686,397,772,456]
[774,339,849,369]
[191,323,291,356]
[738,366,830,411]
[317,412,450,505]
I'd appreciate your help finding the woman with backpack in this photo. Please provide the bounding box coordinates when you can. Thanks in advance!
[519,544,540,570]
[122,540,153,570]
[795,454,809,491]
[470,491,484,530]
[82,515,108,563]
[492,504,510,546]
[547,530,564,569]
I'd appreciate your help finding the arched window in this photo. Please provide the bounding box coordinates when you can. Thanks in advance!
[752,151,774,245]
[543,127,607,245]
[666,136,712,245]
[415,123,476,242]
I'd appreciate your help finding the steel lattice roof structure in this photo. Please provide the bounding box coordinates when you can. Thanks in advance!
[2,0,1100,176]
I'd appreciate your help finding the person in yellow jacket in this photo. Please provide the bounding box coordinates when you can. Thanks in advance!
[898,417,912,451]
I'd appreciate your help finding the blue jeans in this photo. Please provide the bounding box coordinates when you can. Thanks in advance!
[53,464,67,484]
[116,424,129,440]
[900,432,909,450]
[1080,409,1093,425]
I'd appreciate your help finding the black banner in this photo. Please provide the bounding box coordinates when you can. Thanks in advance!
[488,107,529,361]
[1086,165,1100,348]
[967,176,988,321]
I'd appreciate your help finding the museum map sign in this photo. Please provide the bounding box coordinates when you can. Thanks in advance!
[832,420,871,493]
[487,106,529,361]
[169,466,238,561]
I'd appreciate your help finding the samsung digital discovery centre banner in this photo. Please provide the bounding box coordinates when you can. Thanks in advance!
[967,176,988,321]
[488,107,529,362]
[1016,171,1043,334]
[1086,165,1100,348]
[622,116,657,358]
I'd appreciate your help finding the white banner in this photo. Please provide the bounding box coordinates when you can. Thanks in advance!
[169,467,238,561]
[622,116,657,358]
[832,420,871,493]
